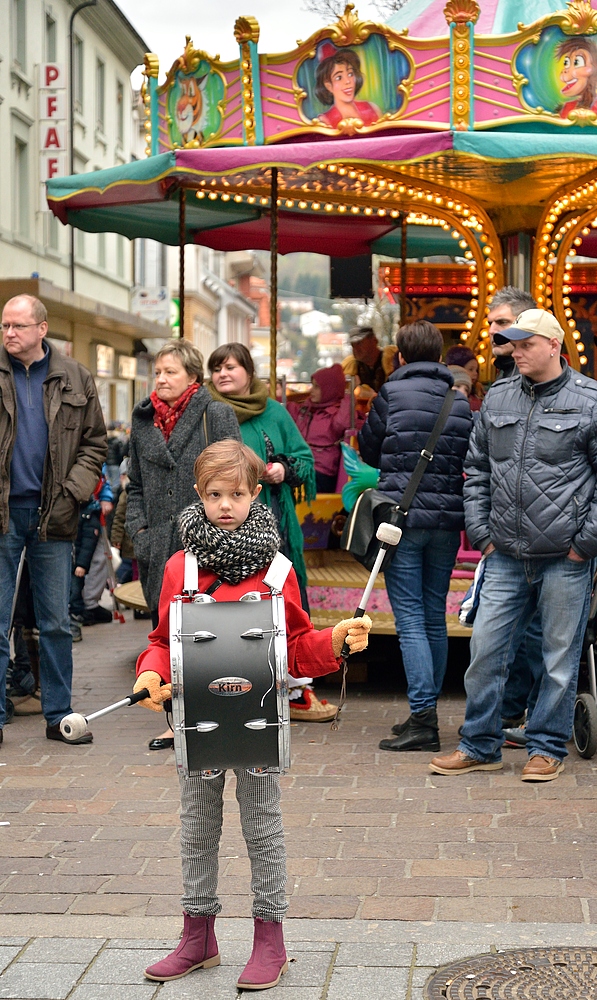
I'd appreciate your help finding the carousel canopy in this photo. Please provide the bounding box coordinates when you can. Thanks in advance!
[47,130,597,255]
[388,0,581,36]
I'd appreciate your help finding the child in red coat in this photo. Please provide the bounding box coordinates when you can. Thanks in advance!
[134,439,371,990]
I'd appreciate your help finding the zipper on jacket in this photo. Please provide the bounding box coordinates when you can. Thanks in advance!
[515,388,536,559]
[26,369,31,407]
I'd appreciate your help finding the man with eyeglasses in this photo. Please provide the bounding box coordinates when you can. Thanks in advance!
[0,295,106,746]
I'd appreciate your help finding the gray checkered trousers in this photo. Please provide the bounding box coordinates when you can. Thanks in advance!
[179,769,288,922]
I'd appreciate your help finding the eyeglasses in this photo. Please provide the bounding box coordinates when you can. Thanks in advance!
[1,323,41,333]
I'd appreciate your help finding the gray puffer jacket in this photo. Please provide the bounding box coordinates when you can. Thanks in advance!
[464,360,597,560]
[126,387,240,612]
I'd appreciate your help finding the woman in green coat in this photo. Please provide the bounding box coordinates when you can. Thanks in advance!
[207,343,315,606]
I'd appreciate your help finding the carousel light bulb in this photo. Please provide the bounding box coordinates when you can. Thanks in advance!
[565,308,573,317]
[197,191,205,199]
[487,271,495,280]
[459,240,467,249]
[578,342,586,352]
[573,330,581,339]
[312,202,320,210]
[221,193,230,201]
[487,283,496,292]
[466,321,473,329]
[299,200,307,209]
[536,295,545,304]
[324,204,333,212]
[568,319,576,327]
[260,197,269,205]
[480,329,489,338]
[338,205,346,212]
[247,195,256,203]
[351,206,360,214]
[285,199,294,208]
[390,209,399,218]
[364,207,372,215]
[574,237,583,245]
[476,355,484,364]
[208,192,217,200]
[234,194,242,202]
[483,245,491,255]
[580,356,588,365]
[460,333,468,341]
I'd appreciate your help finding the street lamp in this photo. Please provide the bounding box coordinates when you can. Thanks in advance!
[69,0,98,292]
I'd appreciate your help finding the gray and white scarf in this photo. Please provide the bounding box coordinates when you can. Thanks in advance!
[178,501,281,585]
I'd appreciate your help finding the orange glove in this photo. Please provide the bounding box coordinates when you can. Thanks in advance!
[133,671,172,712]
[331,615,372,657]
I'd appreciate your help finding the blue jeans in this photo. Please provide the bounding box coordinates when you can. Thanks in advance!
[459,550,592,763]
[384,528,461,713]
[501,612,544,722]
[0,508,73,728]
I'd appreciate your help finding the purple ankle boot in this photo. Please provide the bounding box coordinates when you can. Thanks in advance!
[236,918,288,990]
[145,913,220,981]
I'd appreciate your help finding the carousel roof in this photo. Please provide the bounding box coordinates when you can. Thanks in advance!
[387,0,583,36]
[46,130,597,255]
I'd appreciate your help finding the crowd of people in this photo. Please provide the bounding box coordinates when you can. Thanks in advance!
[2,286,597,987]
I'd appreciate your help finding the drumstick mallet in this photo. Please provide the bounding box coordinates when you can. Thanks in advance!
[59,688,151,741]
[332,520,403,729]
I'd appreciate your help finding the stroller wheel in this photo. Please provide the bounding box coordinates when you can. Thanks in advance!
[573,692,597,759]
[5,698,14,724]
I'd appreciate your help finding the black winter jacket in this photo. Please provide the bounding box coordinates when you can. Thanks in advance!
[358,362,473,531]
[464,360,597,560]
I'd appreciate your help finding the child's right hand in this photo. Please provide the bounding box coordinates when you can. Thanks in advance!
[133,671,172,712]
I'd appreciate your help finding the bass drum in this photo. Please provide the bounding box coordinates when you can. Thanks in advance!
[170,594,290,777]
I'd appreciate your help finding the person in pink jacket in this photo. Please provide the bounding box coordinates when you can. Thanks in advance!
[289,364,360,493]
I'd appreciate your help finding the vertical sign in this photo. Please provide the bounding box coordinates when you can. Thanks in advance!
[40,63,67,210]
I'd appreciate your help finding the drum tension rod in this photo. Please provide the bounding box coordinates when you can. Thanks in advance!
[177,630,217,642]
[240,627,282,640]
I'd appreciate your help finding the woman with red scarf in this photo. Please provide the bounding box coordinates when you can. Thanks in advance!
[289,364,361,493]
[126,340,240,748]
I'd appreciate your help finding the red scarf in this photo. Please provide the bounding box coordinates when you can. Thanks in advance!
[150,382,199,442]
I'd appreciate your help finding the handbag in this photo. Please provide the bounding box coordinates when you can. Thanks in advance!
[341,388,457,572]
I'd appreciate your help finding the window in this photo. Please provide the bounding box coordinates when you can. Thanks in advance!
[14,137,29,238]
[12,0,26,69]
[73,36,84,113]
[45,13,56,62]
[96,58,105,131]
[116,80,124,146]
[98,231,106,268]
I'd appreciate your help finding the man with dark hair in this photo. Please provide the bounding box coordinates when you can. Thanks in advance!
[359,321,473,751]
[342,327,396,392]
[431,309,597,781]
[488,287,536,381]
[0,294,106,745]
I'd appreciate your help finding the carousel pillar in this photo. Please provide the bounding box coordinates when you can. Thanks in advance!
[179,189,186,340]
[234,16,263,145]
[445,0,479,131]
[400,214,408,324]
[142,54,160,157]
[269,167,279,398]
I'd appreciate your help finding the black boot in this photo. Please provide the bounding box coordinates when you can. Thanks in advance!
[380,708,440,752]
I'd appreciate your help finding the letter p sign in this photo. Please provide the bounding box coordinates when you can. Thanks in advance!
[40,63,65,89]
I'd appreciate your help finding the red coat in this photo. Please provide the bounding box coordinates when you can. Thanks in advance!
[136,549,340,683]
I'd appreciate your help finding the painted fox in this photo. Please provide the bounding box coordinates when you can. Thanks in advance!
[176,74,208,144]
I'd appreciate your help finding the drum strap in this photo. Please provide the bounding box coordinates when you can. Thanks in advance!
[183,551,222,597]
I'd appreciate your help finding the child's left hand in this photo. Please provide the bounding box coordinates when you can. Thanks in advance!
[331,615,372,657]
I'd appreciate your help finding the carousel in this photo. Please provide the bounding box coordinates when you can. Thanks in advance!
[47,0,597,639]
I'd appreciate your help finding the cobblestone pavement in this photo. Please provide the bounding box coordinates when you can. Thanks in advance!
[1,614,597,997]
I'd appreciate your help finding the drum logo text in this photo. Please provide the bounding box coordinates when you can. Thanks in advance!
[209,676,252,696]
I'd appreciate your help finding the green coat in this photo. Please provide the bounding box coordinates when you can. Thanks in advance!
[240,398,315,590]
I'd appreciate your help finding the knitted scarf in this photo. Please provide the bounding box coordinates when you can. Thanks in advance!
[178,500,281,585]
[150,382,199,441]
[207,376,268,425]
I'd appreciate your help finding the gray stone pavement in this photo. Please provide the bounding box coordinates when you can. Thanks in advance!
[1,613,597,997]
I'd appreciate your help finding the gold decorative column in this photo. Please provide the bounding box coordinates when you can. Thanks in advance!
[444,0,480,131]
[141,53,159,157]
[234,16,260,145]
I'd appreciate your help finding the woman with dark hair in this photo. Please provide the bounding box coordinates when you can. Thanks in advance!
[126,339,240,749]
[359,322,473,751]
[444,345,484,411]
[314,43,380,128]
[208,343,336,723]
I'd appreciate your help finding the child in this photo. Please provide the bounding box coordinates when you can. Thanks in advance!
[133,440,371,990]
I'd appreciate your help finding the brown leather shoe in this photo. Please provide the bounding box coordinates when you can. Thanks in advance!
[521,755,564,781]
[429,749,502,775]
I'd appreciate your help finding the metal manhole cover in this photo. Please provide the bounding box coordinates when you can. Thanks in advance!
[424,947,597,998]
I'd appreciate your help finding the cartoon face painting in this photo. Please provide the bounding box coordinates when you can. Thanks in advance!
[175,74,208,144]
[314,43,381,128]
[557,37,597,115]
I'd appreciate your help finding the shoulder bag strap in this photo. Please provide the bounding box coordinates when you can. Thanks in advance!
[396,388,457,518]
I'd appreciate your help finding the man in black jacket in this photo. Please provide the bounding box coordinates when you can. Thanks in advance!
[359,321,473,751]
[430,309,597,781]
[488,286,536,382]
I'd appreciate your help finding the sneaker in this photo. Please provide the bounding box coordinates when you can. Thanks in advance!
[501,714,526,729]
[521,755,564,782]
[12,692,43,715]
[289,688,337,723]
[69,620,82,642]
[82,605,113,625]
[503,725,527,748]
[429,749,502,775]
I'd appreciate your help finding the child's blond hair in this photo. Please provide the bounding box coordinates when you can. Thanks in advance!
[194,440,265,496]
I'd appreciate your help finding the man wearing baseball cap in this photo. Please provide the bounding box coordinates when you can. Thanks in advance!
[341,327,396,392]
[430,308,597,781]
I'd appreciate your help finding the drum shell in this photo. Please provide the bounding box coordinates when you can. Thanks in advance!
[170,597,290,776]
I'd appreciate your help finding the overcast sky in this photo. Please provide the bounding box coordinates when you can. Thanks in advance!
[116,0,381,84]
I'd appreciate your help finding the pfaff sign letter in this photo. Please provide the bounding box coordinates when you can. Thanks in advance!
[40,92,66,120]
[39,63,65,89]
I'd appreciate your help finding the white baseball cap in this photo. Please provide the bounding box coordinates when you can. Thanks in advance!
[493,309,565,345]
